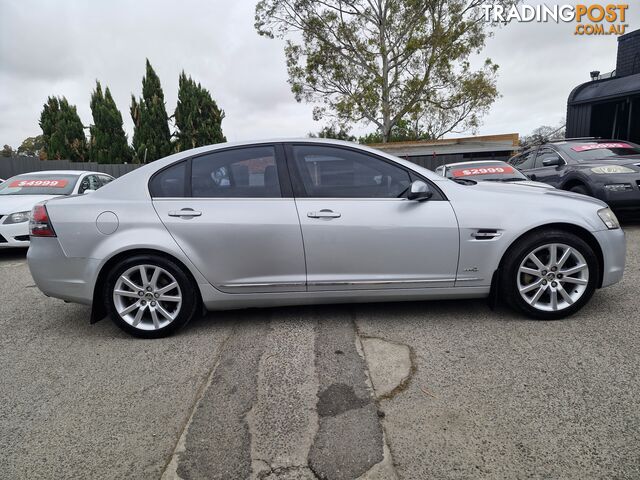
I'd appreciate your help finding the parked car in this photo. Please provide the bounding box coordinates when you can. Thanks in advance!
[434,160,554,189]
[508,139,640,213]
[0,170,114,248]
[27,140,625,338]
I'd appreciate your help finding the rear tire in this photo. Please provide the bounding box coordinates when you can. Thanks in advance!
[104,254,198,338]
[500,230,598,320]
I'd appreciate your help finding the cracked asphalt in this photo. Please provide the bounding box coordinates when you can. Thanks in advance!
[1,225,639,479]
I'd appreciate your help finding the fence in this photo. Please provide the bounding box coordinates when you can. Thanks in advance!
[0,156,140,180]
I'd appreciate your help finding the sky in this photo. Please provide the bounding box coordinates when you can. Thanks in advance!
[0,0,638,149]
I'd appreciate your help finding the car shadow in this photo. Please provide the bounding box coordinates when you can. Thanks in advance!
[0,247,28,262]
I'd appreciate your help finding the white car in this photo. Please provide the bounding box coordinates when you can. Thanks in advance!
[0,170,113,248]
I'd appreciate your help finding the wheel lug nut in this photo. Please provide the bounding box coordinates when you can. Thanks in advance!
[551,281,557,287]
[151,301,156,307]
[541,270,547,276]
[141,300,146,305]
[542,280,547,285]
[551,266,557,272]
[138,291,144,296]
[557,274,563,279]
[154,293,159,298]
[147,287,152,291]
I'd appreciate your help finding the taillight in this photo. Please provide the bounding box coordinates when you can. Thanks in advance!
[30,204,56,237]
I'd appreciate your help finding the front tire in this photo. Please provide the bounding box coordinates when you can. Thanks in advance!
[500,230,599,320]
[104,254,198,338]
[569,184,589,196]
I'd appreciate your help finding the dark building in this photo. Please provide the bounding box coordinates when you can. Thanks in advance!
[566,29,640,143]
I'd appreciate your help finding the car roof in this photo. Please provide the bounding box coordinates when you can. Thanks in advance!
[440,160,507,168]
[16,170,109,176]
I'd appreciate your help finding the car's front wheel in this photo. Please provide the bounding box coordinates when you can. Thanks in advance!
[501,230,599,320]
[104,255,198,338]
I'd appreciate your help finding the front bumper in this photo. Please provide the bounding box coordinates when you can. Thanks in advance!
[27,237,100,305]
[0,220,30,248]
[592,176,640,211]
[593,227,626,288]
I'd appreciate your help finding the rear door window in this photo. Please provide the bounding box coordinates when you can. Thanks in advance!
[149,161,187,198]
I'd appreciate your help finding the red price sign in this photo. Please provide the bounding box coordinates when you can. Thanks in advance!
[452,166,514,177]
[9,179,69,188]
[571,143,632,152]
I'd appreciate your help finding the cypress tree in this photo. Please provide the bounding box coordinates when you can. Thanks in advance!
[89,81,132,164]
[174,71,226,152]
[130,59,172,163]
[39,96,87,161]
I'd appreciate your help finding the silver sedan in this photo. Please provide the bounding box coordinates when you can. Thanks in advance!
[27,139,626,338]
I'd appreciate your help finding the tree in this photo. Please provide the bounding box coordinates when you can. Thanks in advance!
[130,59,172,162]
[89,81,132,164]
[174,72,226,152]
[1,145,14,157]
[39,97,87,161]
[255,0,513,142]
[308,124,356,141]
[520,121,566,147]
[17,135,45,157]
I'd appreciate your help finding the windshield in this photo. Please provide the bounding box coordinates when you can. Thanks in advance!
[559,141,640,161]
[445,163,527,182]
[0,174,79,196]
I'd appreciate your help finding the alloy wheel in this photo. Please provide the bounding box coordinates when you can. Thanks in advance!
[112,264,183,331]
[517,243,589,312]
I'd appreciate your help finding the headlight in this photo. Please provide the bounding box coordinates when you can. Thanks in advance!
[591,165,635,174]
[3,211,30,224]
[598,207,620,230]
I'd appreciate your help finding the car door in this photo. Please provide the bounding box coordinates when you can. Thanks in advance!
[151,144,307,293]
[286,143,459,291]
[530,147,565,186]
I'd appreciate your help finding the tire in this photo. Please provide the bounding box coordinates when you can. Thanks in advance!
[104,254,199,338]
[569,184,589,196]
[500,230,599,320]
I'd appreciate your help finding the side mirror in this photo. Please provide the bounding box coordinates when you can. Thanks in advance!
[542,156,563,167]
[407,180,433,201]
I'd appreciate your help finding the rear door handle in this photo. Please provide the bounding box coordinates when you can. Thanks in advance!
[307,209,341,219]
[168,209,202,218]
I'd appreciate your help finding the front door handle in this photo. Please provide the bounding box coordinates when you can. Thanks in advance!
[307,209,341,219]
[168,209,202,218]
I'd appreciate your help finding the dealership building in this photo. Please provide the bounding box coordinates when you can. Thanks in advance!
[566,29,640,144]
[369,133,520,171]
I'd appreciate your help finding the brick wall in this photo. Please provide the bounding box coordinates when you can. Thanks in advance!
[616,29,640,77]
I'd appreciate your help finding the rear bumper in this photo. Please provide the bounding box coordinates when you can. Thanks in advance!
[0,222,30,248]
[27,237,99,305]
[593,227,626,288]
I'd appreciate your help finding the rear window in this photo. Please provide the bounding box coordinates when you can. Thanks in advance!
[0,174,79,195]
[560,142,640,161]
[149,161,187,197]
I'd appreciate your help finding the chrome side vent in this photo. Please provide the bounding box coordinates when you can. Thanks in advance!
[471,229,501,240]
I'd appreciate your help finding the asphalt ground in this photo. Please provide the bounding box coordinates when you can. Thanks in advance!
[1,225,639,479]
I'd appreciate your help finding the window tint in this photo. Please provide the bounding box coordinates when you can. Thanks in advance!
[511,150,536,170]
[292,145,411,198]
[191,146,280,198]
[78,175,101,194]
[98,175,113,187]
[149,161,187,198]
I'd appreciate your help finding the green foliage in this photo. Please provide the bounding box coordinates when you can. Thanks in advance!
[39,97,87,161]
[174,71,226,152]
[130,59,172,162]
[89,81,132,164]
[308,125,356,142]
[17,135,45,157]
[256,0,514,142]
[1,145,14,157]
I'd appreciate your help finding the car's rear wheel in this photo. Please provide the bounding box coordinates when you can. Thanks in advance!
[500,230,598,320]
[104,255,198,338]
